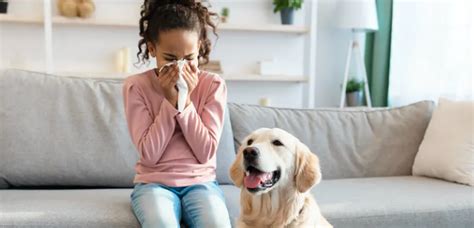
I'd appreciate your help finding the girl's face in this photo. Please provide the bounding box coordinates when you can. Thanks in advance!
[148,29,200,69]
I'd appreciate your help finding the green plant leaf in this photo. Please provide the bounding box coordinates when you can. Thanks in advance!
[221,7,229,17]
[273,0,303,13]
[345,79,365,93]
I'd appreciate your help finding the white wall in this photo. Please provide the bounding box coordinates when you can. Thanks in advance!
[0,0,352,108]
[314,0,355,107]
[0,0,45,71]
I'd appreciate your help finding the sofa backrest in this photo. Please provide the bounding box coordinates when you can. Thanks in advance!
[0,69,235,188]
[228,101,434,180]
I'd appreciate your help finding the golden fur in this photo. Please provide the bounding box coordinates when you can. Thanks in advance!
[230,128,332,228]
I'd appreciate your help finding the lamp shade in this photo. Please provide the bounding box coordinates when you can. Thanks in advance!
[336,0,379,31]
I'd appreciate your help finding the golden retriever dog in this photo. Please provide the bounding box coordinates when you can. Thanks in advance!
[229,128,332,228]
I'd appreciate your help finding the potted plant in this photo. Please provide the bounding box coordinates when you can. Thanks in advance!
[273,0,303,25]
[221,7,229,23]
[345,78,365,107]
[0,0,8,14]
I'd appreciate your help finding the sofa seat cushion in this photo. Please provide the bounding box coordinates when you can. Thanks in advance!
[313,176,474,228]
[2,177,472,228]
[0,189,139,228]
[221,176,473,228]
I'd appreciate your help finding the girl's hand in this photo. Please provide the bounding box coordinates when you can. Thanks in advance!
[182,61,199,107]
[157,64,179,107]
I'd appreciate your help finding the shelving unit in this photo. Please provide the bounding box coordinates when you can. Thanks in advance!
[0,14,308,34]
[1,0,318,108]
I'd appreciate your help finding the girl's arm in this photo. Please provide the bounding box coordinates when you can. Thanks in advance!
[176,77,227,164]
[123,80,178,167]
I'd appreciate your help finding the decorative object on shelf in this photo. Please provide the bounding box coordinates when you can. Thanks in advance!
[58,0,78,17]
[258,59,279,75]
[337,0,378,108]
[220,7,229,23]
[345,78,365,107]
[77,0,95,18]
[259,97,271,107]
[258,59,302,76]
[0,0,8,14]
[273,0,303,25]
[57,0,95,18]
[116,47,130,73]
[200,60,223,74]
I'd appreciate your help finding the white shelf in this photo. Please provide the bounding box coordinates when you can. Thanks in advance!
[0,15,308,34]
[218,23,307,34]
[53,71,130,79]
[0,14,42,24]
[223,74,307,82]
[53,71,306,82]
[52,16,136,27]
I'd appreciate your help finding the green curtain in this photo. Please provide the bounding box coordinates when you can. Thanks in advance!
[364,0,393,107]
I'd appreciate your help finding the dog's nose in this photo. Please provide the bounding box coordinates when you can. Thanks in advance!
[243,147,259,161]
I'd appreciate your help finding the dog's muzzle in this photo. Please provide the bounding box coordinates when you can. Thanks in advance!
[242,147,281,193]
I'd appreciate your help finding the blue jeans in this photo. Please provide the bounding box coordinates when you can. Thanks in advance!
[130,181,231,228]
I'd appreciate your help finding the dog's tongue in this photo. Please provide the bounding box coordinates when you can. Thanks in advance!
[244,172,273,189]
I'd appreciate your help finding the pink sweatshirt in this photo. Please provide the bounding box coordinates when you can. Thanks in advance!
[122,69,227,187]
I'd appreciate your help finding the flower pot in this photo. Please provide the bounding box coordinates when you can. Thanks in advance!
[0,2,8,14]
[221,16,228,23]
[280,8,294,25]
[346,91,363,107]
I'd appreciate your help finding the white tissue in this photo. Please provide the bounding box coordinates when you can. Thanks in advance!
[175,60,188,112]
[158,59,189,112]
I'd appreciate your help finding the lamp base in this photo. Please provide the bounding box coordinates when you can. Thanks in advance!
[339,37,372,108]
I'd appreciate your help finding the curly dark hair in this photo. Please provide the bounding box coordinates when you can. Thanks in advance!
[136,0,218,66]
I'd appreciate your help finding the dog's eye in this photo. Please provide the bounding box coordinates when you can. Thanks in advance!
[272,139,284,146]
[247,139,254,145]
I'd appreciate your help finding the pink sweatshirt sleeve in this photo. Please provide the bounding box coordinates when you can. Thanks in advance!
[175,78,227,164]
[122,80,179,167]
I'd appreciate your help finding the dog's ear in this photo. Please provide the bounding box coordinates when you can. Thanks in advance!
[229,149,245,188]
[294,142,321,193]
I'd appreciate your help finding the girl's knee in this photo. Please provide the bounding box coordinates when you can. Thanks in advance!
[192,207,231,228]
[131,184,181,228]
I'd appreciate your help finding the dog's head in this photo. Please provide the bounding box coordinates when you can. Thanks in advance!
[229,128,321,195]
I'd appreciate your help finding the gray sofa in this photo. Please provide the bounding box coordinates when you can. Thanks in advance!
[0,69,472,228]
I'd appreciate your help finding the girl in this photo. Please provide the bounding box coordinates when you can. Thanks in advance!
[122,0,231,227]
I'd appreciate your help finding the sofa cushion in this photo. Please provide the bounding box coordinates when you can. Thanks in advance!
[0,69,235,188]
[0,188,139,227]
[413,98,474,186]
[0,69,137,188]
[313,176,474,228]
[228,102,434,179]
